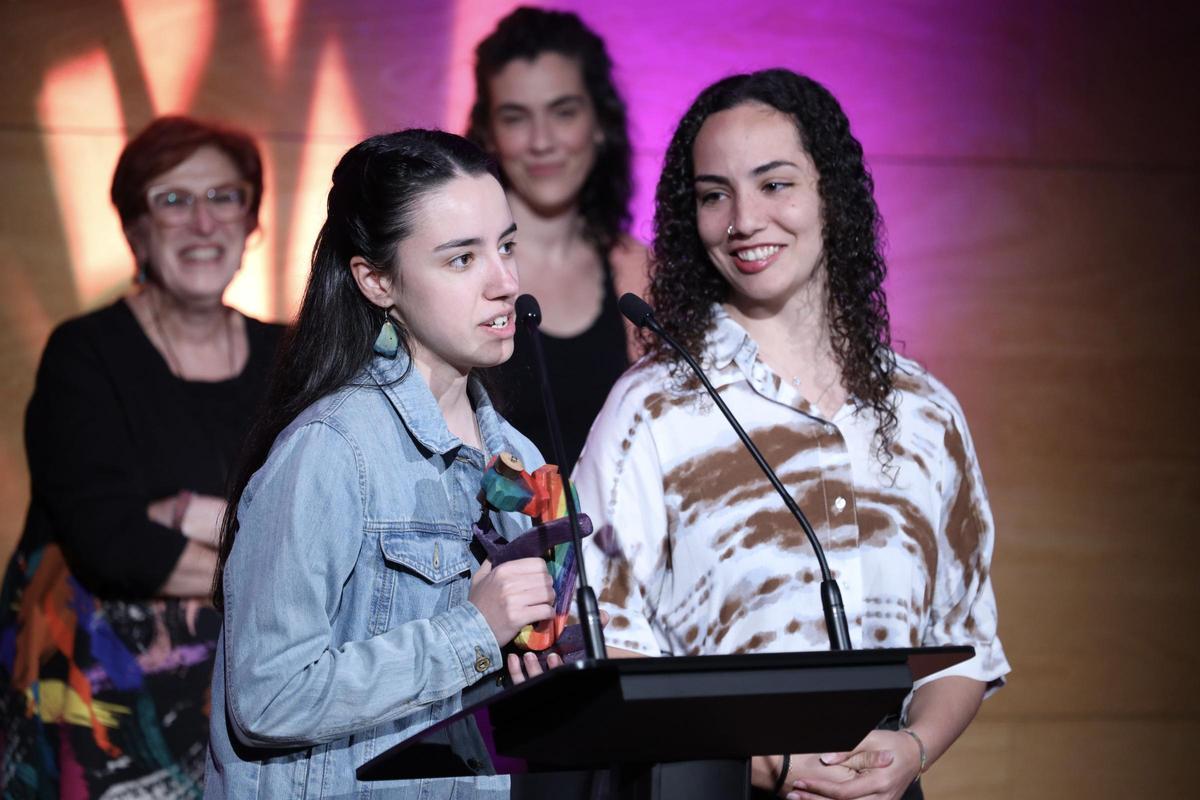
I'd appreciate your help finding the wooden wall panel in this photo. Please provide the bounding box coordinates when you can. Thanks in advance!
[1030,0,1200,166]
[876,163,1200,723]
[919,720,1013,800]
[1,128,83,568]
[924,719,1200,799]
[1,1,1198,795]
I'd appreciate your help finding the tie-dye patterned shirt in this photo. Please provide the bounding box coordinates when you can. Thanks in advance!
[574,307,1009,690]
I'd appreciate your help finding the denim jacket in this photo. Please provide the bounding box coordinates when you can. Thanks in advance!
[204,353,542,799]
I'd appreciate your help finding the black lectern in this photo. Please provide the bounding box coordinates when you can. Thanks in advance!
[358,646,972,799]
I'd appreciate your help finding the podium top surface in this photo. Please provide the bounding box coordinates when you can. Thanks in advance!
[357,646,972,780]
[544,645,972,683]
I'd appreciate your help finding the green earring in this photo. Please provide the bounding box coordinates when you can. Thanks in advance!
[373,313,400,358]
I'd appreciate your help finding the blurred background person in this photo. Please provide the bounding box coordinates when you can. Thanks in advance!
[0,116,283,797]
[467,6,649,472]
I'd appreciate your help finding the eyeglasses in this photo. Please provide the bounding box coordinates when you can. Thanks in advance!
[145,182,252,226]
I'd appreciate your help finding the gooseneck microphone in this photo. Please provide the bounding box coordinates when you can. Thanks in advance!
[514,294,607,661]
[617,293,852,651]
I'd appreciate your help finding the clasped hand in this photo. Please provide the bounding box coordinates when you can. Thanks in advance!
[784,730,922,800]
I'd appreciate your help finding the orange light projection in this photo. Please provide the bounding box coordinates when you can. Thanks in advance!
[37,48,130,307]
[29,0,521,322]
[121,0,217,114]
[253,0,302,70]
[223,147,277,320]
[284,38,367,306]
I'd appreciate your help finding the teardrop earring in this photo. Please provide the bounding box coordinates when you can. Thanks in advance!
[373,310,400,358]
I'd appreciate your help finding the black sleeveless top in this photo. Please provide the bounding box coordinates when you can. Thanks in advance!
[488,265,629,474]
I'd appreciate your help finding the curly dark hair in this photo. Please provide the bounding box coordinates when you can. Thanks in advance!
[651,68,898,463]
[466,6,632,252]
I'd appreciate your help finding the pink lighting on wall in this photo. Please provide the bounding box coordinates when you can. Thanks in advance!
[440,0,522,132]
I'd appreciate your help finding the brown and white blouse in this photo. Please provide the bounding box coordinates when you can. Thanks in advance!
[574,307,1009,691]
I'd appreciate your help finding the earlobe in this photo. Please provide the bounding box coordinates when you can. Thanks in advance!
[124,226,150,283]
[349,256,393,308]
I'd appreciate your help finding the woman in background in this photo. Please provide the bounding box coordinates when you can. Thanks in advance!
[468,5,649,471]
[574,69,1010,800]
[0,116,281,797]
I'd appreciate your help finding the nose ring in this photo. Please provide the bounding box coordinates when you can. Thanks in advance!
[727,224,736,237]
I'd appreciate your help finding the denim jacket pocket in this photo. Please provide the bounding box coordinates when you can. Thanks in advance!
[379,527,473,584]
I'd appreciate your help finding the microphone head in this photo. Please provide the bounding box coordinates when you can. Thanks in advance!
[617,293,654,328]
[515,294,542,328]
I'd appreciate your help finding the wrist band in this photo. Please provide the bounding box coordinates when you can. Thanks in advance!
[172,490,194,531]
[901,728,928,774]
[772,753,791,796]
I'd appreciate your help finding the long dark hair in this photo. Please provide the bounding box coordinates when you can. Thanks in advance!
[466,5,632,252]
[650,69,898,465]
[213,129,496,608]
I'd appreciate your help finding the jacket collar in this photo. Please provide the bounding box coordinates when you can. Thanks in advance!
[365,352,504,457]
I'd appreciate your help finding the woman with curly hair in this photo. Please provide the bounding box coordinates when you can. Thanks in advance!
[467,6,649,472]
[570,70,1010,800]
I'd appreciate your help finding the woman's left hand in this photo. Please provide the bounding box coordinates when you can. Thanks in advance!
[505,651,563,684]
[505,611,610,684]
[787,730,921,800]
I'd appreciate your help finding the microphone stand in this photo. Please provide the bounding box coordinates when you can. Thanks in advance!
[617,294,851,651]
[515,294,607,660]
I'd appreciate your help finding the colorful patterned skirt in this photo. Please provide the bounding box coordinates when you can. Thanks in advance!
[0,544,219,799]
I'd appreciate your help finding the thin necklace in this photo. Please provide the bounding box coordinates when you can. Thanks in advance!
[472,408,489,458]
[149,291,236,381]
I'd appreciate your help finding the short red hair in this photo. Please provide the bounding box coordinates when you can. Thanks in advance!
[111,115,263,233]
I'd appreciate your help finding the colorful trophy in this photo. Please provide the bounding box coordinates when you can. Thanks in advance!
[474,452,592,663]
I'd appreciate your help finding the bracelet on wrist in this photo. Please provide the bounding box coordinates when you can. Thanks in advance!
[772,753,791,796]
[901,727,928,776]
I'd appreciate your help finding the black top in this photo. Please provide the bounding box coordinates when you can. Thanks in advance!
[16,299,284,598]
[488,267,629,474]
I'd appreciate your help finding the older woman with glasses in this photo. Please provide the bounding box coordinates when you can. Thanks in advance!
[0,116,283,798]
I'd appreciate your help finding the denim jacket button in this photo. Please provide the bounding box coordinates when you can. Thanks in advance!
[466,757,483,771]
[474,646,491,673]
